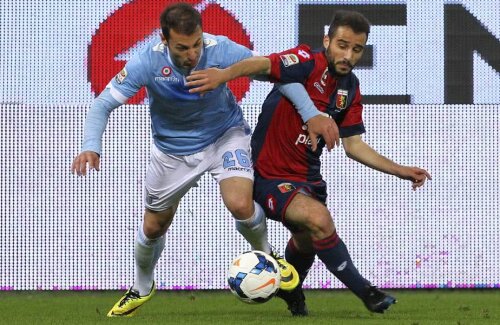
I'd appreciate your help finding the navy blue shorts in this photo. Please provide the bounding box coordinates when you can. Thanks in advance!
[253,173,328,232]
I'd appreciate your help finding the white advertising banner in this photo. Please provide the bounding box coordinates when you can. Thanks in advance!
[0,0,499,290]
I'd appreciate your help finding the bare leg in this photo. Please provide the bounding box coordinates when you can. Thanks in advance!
[219,176,270,253]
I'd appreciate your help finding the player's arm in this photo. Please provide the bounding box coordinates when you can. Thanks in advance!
[342,135,431,190]
[186,56,271,92]
[187,45,339,150]
[72,57,145,176]
[71,89,121,176]
[278,83,339,150]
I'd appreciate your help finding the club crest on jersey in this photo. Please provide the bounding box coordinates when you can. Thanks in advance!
[278,183,296,193]
[115,68,127,84]
[161,66,172,76]
[336,89,348,110]
[280,54,299,67]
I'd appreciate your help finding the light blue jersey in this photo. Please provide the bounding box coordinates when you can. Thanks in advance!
[84,33,253,156]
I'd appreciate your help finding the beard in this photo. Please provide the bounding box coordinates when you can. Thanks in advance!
[325,48,354,76]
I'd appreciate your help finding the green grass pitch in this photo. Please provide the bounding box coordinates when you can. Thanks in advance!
[2,290,499,324]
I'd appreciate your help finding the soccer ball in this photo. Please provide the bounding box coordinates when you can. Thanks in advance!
[227,250,281,304]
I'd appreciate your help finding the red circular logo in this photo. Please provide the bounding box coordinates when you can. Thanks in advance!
[89,0,252,103]
[161,66,171,76]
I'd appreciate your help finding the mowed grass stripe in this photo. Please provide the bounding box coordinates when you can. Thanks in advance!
[1,290,499,324]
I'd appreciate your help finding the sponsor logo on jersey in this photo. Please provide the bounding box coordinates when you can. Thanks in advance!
[266,194,277,213]
[314,81,324,94]
[115,68,127,84]
[278,183,296,193]
[280,54,299,67]
[336,89,348,110]
[295,133,321,146]
[297,49,311,59]
[320,68,329,86]
[155,67,180,83]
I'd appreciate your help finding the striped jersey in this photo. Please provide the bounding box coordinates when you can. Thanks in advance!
[252,45,366,182]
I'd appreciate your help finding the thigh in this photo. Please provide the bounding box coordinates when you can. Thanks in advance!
[209,126,254,183]
[285,193,331,231]
[219,176,253,205]
[144,145,203,211]
[253,175,328,232]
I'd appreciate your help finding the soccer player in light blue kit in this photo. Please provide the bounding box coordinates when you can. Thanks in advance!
[71,3,300,317]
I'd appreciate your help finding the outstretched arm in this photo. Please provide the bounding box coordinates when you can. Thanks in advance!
[71,88,121,176]
[186,56,271,93]
[342,134,431,190]
[186,56,340,150]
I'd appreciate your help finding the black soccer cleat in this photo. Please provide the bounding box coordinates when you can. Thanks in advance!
[276,286,309,316]
[361,285,397,313]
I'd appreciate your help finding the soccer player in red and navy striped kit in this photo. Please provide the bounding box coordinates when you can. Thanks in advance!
[187,10,431,316]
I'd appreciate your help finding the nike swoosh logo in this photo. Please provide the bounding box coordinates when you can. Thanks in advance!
[250,278,276,291]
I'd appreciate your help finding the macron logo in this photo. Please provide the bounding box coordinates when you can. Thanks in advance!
[336,261,347,271]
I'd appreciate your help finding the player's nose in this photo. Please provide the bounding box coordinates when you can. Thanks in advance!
[187,49,198,62]
[344,49,354,61]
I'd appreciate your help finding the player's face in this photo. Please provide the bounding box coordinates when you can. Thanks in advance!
[323,26,367,76]
[164,26,203,70]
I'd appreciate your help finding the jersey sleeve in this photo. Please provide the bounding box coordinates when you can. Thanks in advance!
[82,88,121,155]
[266,44,315,84]
[216,36,253,68]
[337,85,366,138]
[277,83,321,122]
[107,55,147,103]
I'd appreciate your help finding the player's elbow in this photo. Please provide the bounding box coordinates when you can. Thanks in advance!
[342,142,355,159]
[345,150,355,160]
[342,136,363,160]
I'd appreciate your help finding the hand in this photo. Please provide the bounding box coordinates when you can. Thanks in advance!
[397,166,432,190]
[306,115,340,152]
[71,151,100,176]
[186,68,229,93]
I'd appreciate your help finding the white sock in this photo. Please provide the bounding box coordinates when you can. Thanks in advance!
[133,225,166,296]
[234,201,271,253]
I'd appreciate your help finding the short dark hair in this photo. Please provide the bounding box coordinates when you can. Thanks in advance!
[160,3,202,40]
[327,10,370,39]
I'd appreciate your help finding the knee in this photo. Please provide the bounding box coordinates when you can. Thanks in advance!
[143,208,174,238]
[143,222,163,239]
[302,213,335,239]
[225,196,254,219]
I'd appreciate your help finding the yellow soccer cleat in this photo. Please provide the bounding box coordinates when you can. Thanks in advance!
[107,282,156,317]
[271,253,300,291]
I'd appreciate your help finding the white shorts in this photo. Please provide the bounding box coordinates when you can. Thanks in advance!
[144,126,254,211]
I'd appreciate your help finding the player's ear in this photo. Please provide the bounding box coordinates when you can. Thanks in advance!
[160,33,167,45]
[323,35,330,49]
